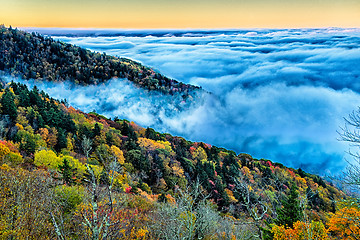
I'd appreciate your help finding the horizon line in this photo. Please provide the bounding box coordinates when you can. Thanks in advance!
[14,26,360,31]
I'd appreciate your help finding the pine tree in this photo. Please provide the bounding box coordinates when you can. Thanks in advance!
[92,123,101,137]
[275,183,302,228]
[145,127,158,140]
[58,158,75,185]
[55,128,67,152]
[1,88,17,121]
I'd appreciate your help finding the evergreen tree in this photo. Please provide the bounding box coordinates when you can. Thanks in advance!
[275,183,302,228]
[92,123,101,137]
[55,128,67,152]
[19,89,30,107]
[99,169,110,185]
[58,158,75,185]
[145,127,158,140]
[121,121,137,141]
[126,149,150,173]
[37,115,45,129]
[261,220,274,240]
[1,88,17,121]
[22,136,36,154]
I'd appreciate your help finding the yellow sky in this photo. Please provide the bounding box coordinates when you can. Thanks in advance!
[0,0,359,29]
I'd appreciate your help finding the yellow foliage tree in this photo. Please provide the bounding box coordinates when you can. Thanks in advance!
[111,145,125,165]
[171,161,185,177]
[191,146,207,163]
[225,188,237,203]
[158,140,174,154]
[0,143,10,158]
[34,149,62,170]
[66,133,74,151]
[137,137,165,151]
[0,141,23,166]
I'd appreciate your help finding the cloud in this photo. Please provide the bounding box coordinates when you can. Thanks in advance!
[14,28,360,174]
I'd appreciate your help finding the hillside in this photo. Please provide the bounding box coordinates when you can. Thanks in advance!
[0,80,356,239]
[0,25,200,95]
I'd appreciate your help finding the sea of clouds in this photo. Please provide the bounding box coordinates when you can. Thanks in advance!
[17,28,360,174]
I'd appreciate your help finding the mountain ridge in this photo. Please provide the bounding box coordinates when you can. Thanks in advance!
[0,25,201,96]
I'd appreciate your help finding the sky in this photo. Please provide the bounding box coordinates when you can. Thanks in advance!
[1,0,360,28]
[8,28,360,175]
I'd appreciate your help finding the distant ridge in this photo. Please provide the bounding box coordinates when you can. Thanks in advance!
[0,25,200,95]
[19,27,359,37]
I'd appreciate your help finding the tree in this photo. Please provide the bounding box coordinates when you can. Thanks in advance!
[337,107,360,191]
[34,149,62,170]
[149,180,252,240]
[233,176,268,239]
[0,116,10,140]
[272,220,328,240]
[52,136,123,240]
[1,88,17,121]
[92,123,101,137]
[0,165,56,239]
[327,199,360,240]
[126,150,150,174]
[55,128,67,152]
[58,158,76,185]
[275,184,302,228]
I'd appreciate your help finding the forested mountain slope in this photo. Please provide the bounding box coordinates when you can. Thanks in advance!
[0,25,200,95]
[0,80,355,239]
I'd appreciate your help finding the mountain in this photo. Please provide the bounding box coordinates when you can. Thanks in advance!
[0,25,200,95]
[0,25,357,239]
[0,79,350,239]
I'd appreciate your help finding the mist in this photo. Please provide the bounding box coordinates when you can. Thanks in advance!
[15,28,360,174]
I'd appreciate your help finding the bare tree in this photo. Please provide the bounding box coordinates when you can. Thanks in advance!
[0,115,10,140]
[232,176,268,240]
[149,179,253,239]
[82,136,93,159]
[337,108,360,192]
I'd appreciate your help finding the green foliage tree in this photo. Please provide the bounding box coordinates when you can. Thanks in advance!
[58,158,76,185]
[121,121,136,140]
[126,149,150,173]
[1,88,17,121]
[54,185,83,215]
[275,183,303,228]
[55,129,67,152]
[92,123,101,137]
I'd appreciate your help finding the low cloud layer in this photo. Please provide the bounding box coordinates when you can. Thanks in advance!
[17,28,360,174]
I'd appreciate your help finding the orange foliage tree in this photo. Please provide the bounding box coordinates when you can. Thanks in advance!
[272,220,328,240]
[327,199,360,240]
